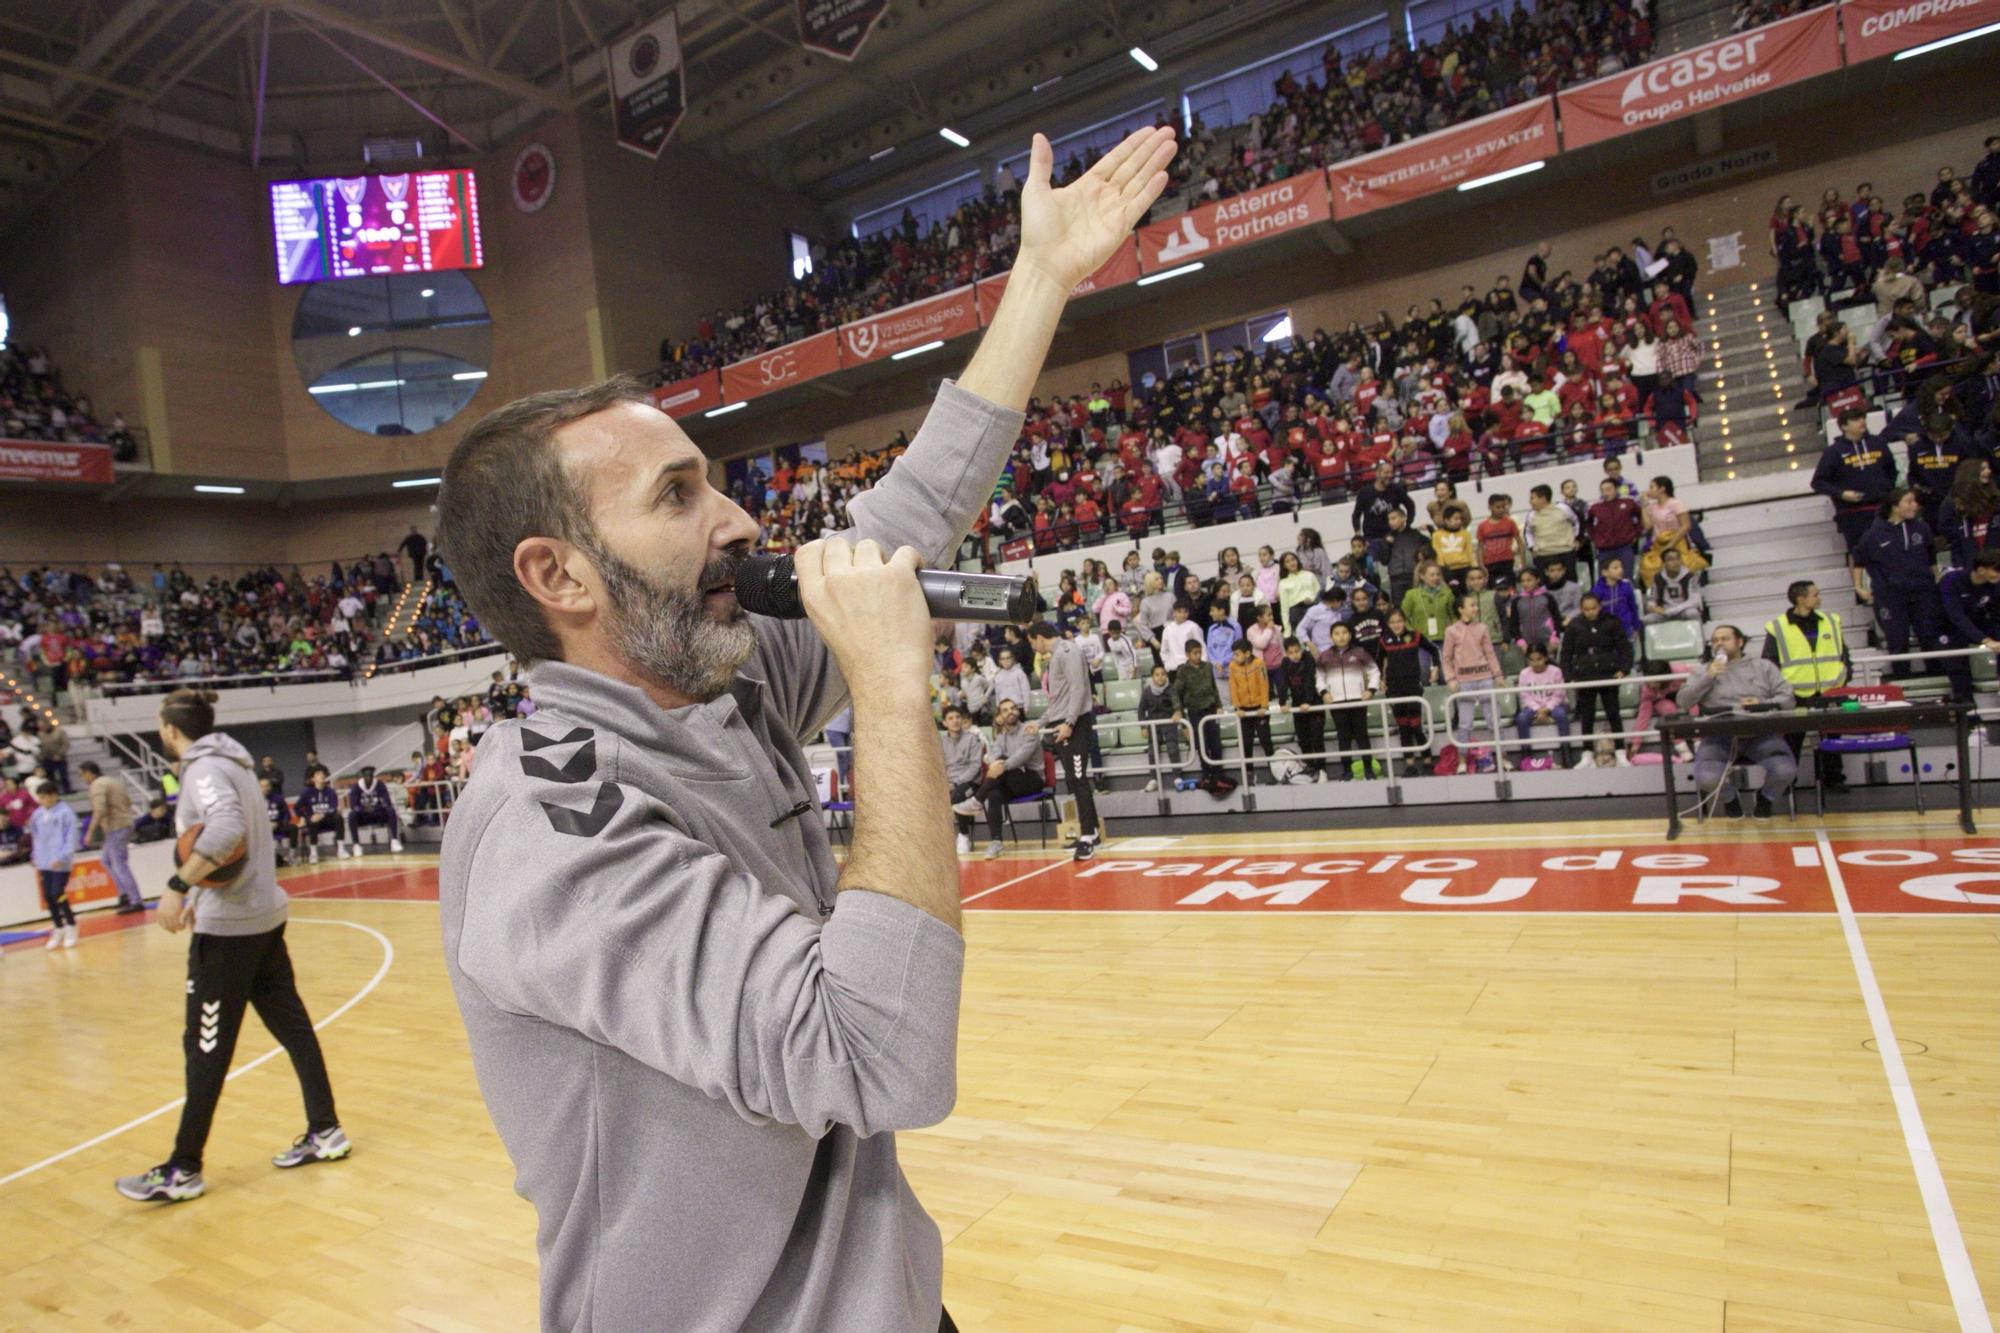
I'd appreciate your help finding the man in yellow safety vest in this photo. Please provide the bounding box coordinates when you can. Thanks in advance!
[1761,579,1851,790]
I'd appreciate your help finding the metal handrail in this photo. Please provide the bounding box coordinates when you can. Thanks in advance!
[1198,694,1439,791]
[97,640,505,697]
[1444,668,1696,758]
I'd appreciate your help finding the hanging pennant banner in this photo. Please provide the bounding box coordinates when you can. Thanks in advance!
[607,13,685,159]
[795,0,889,60]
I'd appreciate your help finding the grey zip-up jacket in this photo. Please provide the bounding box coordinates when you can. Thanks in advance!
[986,724,1042,774]
[939,727,986,785]
[439,380,1021,1333]
[173,731,286,936]
[1041,637,1093,727]
[1675,654,1794,715]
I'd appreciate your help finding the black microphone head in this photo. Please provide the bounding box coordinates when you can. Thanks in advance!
[734,553,803,618]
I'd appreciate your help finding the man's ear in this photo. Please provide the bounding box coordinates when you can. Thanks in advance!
[514,537,597,623]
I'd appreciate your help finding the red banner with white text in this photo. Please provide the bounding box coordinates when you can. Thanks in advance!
[1841,0,2000,62]
[836,285,981,366]
[974,237,1140,320]
[0,438,115,484]
[1137,171,1331,271]
[1557,7,1841,150]
[650,371,720,419]
[1329,99,1558,219]
[721,329,841,402]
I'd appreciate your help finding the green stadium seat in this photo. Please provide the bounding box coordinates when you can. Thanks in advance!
[1026,690,1047,720]
[1102,678,1144,712]
[1269,709,1295,744]
[1499,644,1527,677]
[1643,620,1704,663]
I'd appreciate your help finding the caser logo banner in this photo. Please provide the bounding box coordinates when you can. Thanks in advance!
[1557,7,1840,149]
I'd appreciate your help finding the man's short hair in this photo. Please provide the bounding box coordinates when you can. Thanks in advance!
[79,761,101,778]
[438,374,652,665]
[1787,580,1816,606]
[33,781,56,798]
[1530,483,1552,501]
[1838,408,1867,427]
[942,703,965,719]
[1027,620,1059,641]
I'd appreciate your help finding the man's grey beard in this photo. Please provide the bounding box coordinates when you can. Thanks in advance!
[581,535,755,702]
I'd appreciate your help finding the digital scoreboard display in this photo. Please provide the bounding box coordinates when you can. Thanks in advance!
[269,169,483,285]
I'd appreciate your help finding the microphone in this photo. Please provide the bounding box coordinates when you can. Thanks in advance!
[733,553,1035,623]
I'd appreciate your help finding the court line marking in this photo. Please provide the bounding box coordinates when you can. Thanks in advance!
[961,858,1068,905]
[0,917,395,1191]
[1816,830,1993,1333]
[1099,821,1994,850]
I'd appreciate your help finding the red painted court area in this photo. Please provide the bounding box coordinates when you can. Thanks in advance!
[266,836,2000,914]
[10,836,1994,953]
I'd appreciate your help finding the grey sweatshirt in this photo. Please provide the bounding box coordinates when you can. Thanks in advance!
[1675,654,1794,715]
[940,727,985,785]
[439,379,1022,1333]
[986,724,1042,773]
[173,731,286,936]
[1041,638,1093,727]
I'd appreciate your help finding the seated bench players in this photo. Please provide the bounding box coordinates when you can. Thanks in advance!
[343,764,404,857]
[294,765,343,864]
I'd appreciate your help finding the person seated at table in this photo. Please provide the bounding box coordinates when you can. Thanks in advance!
[1675,624,1798,820]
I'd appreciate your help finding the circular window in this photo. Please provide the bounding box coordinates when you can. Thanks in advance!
[291,271,491,435]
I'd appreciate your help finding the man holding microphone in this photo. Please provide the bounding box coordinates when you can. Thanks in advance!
[1676,624,1798,820]
[435,126,1174,1333]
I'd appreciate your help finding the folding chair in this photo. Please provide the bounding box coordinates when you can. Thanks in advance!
[1812,684,1924,819]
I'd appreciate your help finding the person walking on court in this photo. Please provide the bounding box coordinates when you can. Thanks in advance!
[29,780,80,948]
[1028,619,1102,859]
[80,760,145,914]
[115,689,346,1205]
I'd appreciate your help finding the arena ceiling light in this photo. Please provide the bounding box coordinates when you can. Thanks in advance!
[1893,19,2000,58]
[868,146,896,161]
[451,370,487,381]
[307,384,358,395]
[1457,160,1545,192]
[705,401,748,418]
[1136,261,1204,286]
[938,127,971,148]
[194,484,245,495]
[891,339,946,360]
[347,326,362,336]
[1128,47,1159,72]
[393,477,442,489]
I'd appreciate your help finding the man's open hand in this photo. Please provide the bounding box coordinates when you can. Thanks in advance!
[1016,125,1177,292]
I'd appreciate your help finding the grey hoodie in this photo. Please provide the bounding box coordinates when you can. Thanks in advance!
[439,380,1021,1333]
[173,731,286,936]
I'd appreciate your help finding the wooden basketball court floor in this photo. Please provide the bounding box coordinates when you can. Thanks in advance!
[1,810,1995,1333]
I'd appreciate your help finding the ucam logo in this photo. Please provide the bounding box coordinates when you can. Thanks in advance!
[1620,31,1768,105]
[844,323,879,360]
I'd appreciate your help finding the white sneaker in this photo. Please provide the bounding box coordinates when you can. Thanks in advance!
[1674,741,1695,762]
[1615,752,1633,768]
[309,846,320,864]
[1575,753,1596,769]
[336,843,350,859]
[45,928,61,950]
[389,838,404,853]
[63,924,79,948]
[950,797,983,817]
[956,833,972,856]
[984,840,1004,860]
[1143,779,1158,792]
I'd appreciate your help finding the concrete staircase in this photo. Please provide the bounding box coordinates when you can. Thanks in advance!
[1697,493,1870,655]
[1654,0,1743,54]
[1695,284,1816,483]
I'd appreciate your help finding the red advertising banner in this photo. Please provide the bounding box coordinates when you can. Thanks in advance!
[1841,0,2000,62]
[1329,99,1558,219]
[1557,7,1841,150]
[0,438,115,484]
[973,237,1141,319]
[837,285,981,366]
[1137,171,1331,271]
[720,329,842,401]
[650,371,720,419]
[795,0,888,59]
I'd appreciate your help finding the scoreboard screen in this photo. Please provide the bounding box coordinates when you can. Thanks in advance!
[270,169,483,285]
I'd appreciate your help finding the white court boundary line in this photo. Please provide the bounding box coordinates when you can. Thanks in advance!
[0,917,395,1190]
[961,858,1067,905]
[1815,831,1993,1333]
